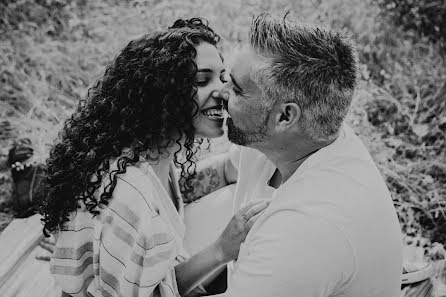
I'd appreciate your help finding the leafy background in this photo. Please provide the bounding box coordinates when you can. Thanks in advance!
[0,0,445,258]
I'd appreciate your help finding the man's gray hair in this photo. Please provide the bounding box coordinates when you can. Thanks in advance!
[249,12,358,142]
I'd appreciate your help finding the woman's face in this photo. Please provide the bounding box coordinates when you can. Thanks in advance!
[193,42,227,139]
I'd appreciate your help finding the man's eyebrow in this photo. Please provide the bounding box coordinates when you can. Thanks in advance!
[230,73,243,91]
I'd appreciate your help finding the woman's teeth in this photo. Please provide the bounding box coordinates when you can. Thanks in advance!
[202,108,223,120]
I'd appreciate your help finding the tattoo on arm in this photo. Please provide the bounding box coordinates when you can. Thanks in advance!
[181,167,222,203]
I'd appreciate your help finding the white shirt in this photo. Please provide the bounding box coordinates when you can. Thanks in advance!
[226,125,403,297]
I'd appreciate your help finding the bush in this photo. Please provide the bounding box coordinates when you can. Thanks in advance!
[373,0,446,48]
[0,0,86,36]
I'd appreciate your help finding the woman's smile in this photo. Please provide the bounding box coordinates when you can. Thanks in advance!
[201,104,224,121]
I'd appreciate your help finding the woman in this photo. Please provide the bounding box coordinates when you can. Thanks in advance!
[39,18,268,297]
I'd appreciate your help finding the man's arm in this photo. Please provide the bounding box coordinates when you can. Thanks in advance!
[180,152,238,203]
[225,211,355,297]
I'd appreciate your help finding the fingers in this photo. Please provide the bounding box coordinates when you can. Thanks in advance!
[35,255,52,261]
[244,210,264,232]
[36,236,56,261]
[39,239,55,253]
[42,236,56,245]
[243,201,270,221]
[239,199,269,214]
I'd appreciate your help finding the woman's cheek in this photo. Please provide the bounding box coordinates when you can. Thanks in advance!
[195,88,207,107]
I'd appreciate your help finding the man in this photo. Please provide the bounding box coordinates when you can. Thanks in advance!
[184,12,403,297]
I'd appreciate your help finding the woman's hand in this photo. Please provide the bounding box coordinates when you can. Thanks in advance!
[175,199,270,296]
[214,200,270,263]
[35,235,56,261]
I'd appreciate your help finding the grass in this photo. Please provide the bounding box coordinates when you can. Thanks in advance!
[0,0,445,258]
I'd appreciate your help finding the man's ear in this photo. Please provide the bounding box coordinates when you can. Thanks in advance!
[274,102,301,129]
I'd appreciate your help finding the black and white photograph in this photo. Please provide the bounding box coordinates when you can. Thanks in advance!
[0,0,445,296]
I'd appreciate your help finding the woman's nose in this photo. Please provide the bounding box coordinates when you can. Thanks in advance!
[212,90,229,102]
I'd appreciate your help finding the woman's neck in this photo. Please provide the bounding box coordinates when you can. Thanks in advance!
[141,145,177,202]
[150,155,173,185]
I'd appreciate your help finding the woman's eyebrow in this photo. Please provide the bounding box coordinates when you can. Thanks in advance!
[197,68,226,74]
[197,69,213,73]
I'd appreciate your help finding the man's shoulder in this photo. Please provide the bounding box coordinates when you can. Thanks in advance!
[324,125,373,165]
[296,126,385,189]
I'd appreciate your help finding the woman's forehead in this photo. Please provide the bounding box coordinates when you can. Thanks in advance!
[195,42,223,69]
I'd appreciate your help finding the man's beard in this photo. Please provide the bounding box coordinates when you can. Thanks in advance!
[226,116,268,146]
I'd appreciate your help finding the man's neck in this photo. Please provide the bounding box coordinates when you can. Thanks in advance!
[255,137,336,188]
[267,149,315,188]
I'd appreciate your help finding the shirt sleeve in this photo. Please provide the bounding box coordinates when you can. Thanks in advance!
[225,210,356,297]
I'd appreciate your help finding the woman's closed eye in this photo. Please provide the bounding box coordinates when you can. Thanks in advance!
[196,72,210,86]
[197,76,227,86]
[197,79,209,87]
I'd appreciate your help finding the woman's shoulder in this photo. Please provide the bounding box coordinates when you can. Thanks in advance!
[107,162,161,214]
[114,163,154,190]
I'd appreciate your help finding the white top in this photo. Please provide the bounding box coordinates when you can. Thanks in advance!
[226,125,403,297]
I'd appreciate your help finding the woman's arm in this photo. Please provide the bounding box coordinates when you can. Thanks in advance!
[175,200,270,296]
[175,240,226,295]
[179,152,238,203]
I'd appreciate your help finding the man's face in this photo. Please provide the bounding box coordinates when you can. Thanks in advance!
[223,47,270,146]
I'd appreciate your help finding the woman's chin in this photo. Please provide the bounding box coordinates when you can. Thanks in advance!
[193,116,226,139]
[195,126,225,139]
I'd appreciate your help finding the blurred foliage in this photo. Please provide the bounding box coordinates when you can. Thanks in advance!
[0,0,86,36]
[372,0,446,50]
[0,0,445,256]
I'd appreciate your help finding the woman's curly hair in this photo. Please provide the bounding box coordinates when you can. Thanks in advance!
[39,18,220,236]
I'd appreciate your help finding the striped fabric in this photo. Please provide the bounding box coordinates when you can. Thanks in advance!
[50,161,184,297]
[401,279,433,297]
